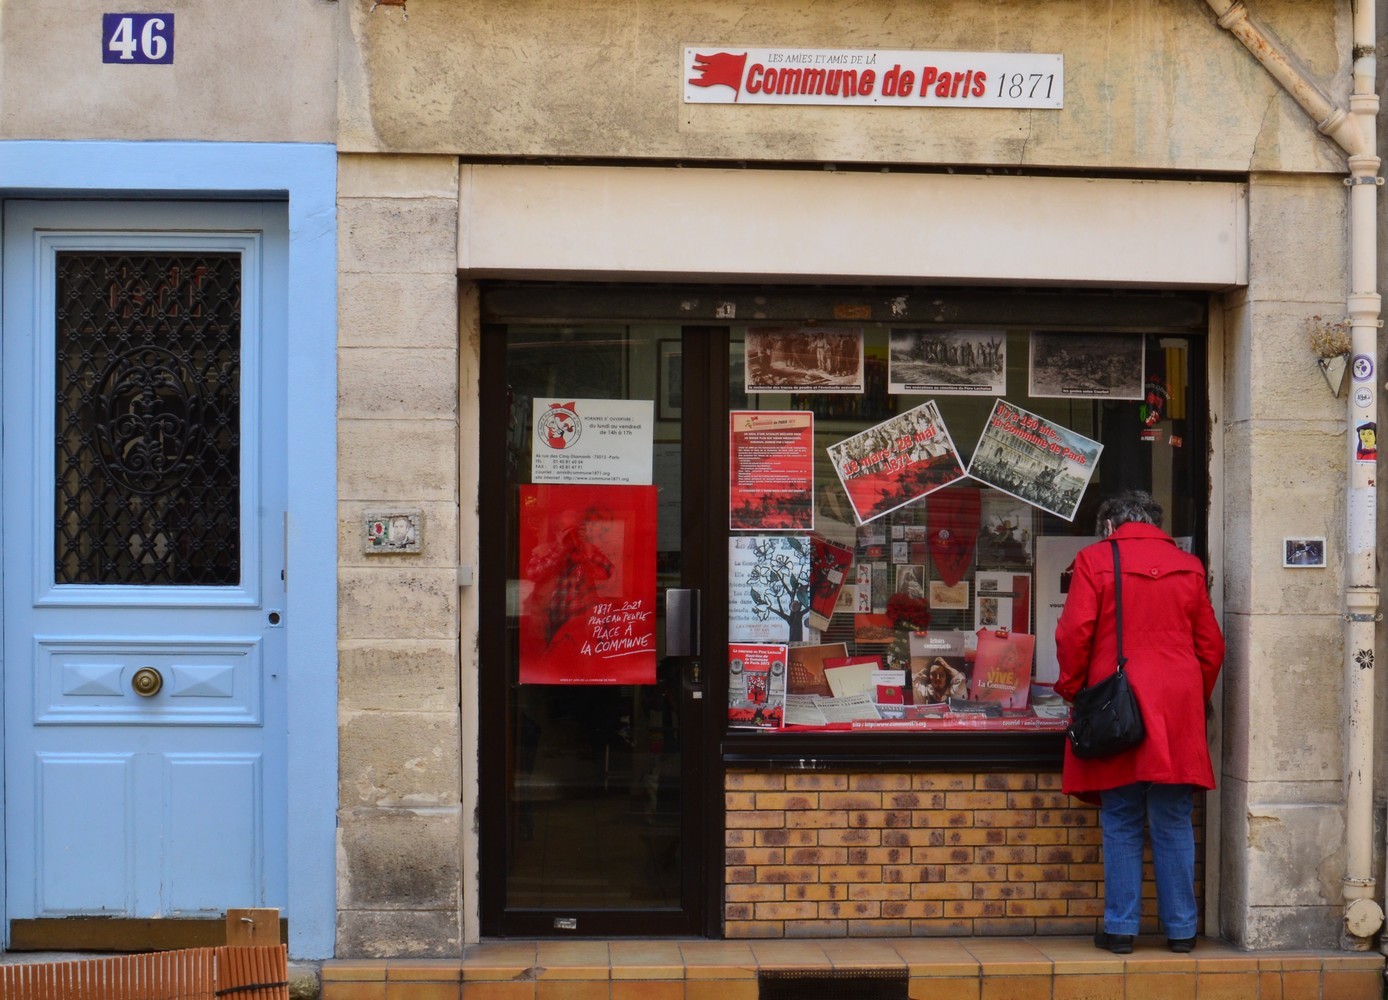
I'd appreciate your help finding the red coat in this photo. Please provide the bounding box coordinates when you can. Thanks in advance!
[1054,522,1224,798]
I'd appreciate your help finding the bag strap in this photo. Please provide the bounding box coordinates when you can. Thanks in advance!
[1109,539,1127,672]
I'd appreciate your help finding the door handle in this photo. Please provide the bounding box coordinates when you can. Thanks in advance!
[664,589,700,656]
[131,666,163,697]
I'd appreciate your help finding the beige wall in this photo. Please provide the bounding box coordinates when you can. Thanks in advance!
[337,154,463,957]
[1218,173,1364,949]
[340,0,1348,173]
[0,0,336,142]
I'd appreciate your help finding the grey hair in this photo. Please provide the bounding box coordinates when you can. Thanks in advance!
[1095,490,1163,534]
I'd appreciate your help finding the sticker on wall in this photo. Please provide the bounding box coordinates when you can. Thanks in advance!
[1283,537,1326,568]
[532,398,653,484]
[966,400,1103,523]
[518,484,657,684]
[1355,421,1377,463]
[1353,354,1375,382]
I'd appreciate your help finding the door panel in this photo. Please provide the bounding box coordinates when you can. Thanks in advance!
[481,323,713,936]
[3,202,287,934]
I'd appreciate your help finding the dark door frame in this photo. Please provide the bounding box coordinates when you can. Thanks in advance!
[477,321,727,938]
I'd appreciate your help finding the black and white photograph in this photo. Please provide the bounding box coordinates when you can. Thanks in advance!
[894,564,925,598]
[1028,332,1146,399]
[967,400,1103,522]
[977,493,1033,566]
[888,328,1007,395]
[745,326,865,393]
[1283,537,1326,568]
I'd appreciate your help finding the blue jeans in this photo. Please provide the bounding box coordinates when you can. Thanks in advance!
[1099,782,1197,938]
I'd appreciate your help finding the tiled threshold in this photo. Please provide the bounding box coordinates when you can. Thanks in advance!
[321,936,1386,999]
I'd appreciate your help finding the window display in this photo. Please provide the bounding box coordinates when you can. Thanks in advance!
[729,325,1202,735]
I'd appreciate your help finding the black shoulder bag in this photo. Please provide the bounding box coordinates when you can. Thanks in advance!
[1065,539,1146,759]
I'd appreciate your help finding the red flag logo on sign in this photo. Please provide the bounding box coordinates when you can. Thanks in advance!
[689,51,749,101]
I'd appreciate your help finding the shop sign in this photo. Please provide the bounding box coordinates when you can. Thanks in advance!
[685,46,1062,109]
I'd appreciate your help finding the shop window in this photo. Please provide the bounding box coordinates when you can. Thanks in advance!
[725,325,1204,739]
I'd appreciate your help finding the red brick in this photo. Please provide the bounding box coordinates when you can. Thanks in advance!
[754,792,818,810]
[785,919,846,938]
[726,810,785,829]
[758,865,819,883]
[974,810,1039,828]
[976,846,1036,864]
[910,917,974,936]
[1034,881,1096,900]
[785,811,849,829]
[975,917,1036,936]
[786,773,848,790]
[973,882,1036,900]
[944,791,1009,810]
[1008,791,1069,809]
[818,828,880,846]
[1007,828,1068,845]
[848,883,911,900]
[849,773,912,791]
[723,919,784,938]
[753,901,818,920]
[725,772,786,790]
[1005,899,1067,917]
[913,774,974,790]
[819,865,882,882]
[980,773,1038,791]
[725,883,784,902]
[847,919,911,937]
[912,811,974,828]
[820,792,883,810]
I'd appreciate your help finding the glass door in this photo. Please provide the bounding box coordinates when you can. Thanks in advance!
[479,323,714,936]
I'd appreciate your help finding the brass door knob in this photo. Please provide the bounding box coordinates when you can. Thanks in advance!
[131,666,163,697]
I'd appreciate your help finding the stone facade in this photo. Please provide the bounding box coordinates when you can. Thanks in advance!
[0,0,1382,962]
[330,0,1380,956]
[337,154,463,956]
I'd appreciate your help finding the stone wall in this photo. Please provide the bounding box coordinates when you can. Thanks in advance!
[336,154,463,956]
[0,0,336,142]
[1218,173,1357,949]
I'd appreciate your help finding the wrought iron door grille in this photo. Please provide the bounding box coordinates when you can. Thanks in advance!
[54,252,242,586]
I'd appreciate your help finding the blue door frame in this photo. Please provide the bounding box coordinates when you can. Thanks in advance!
[0,141,337,959]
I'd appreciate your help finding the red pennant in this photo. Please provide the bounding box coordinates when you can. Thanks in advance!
[927,488,980,587]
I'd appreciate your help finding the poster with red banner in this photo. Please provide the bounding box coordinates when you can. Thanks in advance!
[826,401,967,525]
[518,484,657,685]
[730,410,815,530]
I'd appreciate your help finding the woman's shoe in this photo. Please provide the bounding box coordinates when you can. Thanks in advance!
[1094,931,1135,954]
[1168,937,1197,953]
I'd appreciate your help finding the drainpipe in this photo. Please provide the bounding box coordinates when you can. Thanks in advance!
[1201,0,1384,949]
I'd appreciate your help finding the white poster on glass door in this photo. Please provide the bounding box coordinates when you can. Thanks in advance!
[532,398,654,484]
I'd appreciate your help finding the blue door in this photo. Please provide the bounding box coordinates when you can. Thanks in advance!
[2,202,288,933]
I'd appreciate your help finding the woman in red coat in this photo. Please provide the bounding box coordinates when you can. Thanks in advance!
[1055,491,1224,956]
